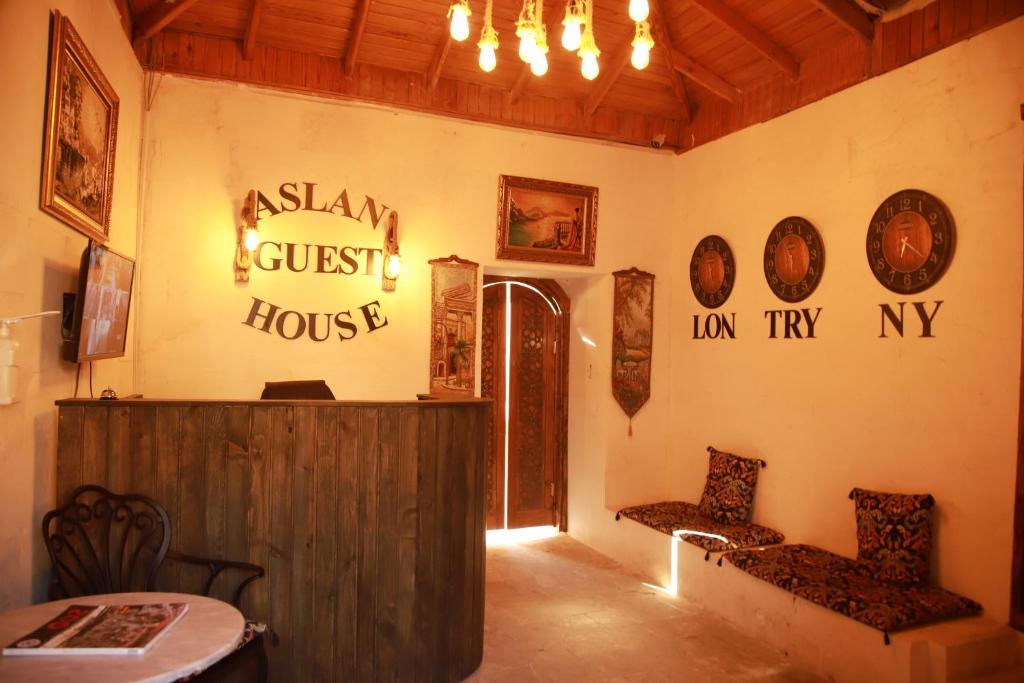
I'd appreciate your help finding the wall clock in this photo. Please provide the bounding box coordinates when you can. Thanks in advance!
[689,235,735,309]
[866,189,955,294]
[763,216,824,303]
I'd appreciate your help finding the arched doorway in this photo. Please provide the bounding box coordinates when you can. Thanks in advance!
[482,277,569,531]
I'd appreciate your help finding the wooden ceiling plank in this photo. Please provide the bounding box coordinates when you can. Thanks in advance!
[344,0,373,75]
[808,0,875,43]
[688,0,800,78]
[669,47,742,103]
[134,0,204,45]
[243,0,265,61]
[113,0,133,39]
[427,33,453,93]
[583,43,631,117]
[649,0,692,121]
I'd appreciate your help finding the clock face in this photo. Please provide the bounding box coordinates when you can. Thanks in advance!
[690,235,734,309]
[867,189,955,294]
[763,217,824,303]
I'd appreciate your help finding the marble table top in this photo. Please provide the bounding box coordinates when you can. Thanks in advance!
[0,592,244,683]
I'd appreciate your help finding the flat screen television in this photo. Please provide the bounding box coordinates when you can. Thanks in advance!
[63,242,136,363]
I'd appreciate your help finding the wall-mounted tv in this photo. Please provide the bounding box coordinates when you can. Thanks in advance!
[63,242,136,363]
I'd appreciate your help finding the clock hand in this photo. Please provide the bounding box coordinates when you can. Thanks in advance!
[903,240,925,257]
[899,236,908,258]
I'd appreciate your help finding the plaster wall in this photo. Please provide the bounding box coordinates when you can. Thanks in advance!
[664,17,1024,622]
[135,75,678,551]
[0,0,144,609]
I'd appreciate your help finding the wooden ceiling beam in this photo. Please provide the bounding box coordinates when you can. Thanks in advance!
[344,0,373,75]
[508,1,561,105]
[243,0,265,61]
[583,44,632,117]
[427,33,453,93]
[112,0,133,39]
[134,0,203,45]
[669,47,742,103]
[649,0,691,122]
[808,0,875,43]
[688,0,800,78]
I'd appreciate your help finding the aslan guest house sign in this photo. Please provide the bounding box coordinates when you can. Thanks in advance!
[241,181,393,343]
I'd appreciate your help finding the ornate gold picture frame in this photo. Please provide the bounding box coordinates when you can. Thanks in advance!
[40,11,120,243]
[496,175,598,267]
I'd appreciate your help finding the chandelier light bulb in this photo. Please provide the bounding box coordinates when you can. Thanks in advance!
[243,228,259,251]
[631,43,650,70]
[448,1,472,41]
[531,51,549,76]
[479,44,497,72]
[518,31,538,62]
[581,51,599,80]
[628,0,649,22]
[561,21,582,50]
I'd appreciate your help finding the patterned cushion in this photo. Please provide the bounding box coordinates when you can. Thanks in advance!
[175,620,267,681]
[698,447,762,524]
[851,488,934,584]
[616,501,784,553]
[725,544,982,634]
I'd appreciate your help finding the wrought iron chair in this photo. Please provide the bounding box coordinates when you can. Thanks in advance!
[42,485,268,683]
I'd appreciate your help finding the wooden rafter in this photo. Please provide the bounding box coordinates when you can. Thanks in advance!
[243,0,265,61]
[669,48,741,103]
[113,0,133,39]
[134,0,203,45]
[427,33,453,93]
[344,0,373,75]
[508,0,561,105]
[583,44,631,117]
[649,0,691,122]
[808,0,875,43]
[688,0,799,78]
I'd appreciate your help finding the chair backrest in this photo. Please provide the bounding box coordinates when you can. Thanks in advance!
[42,485,170,599]
[260,379,335,400]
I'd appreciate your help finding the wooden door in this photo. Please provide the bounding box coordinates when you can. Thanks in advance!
[482,282,560,530]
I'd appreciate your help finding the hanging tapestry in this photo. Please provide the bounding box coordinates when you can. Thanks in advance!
[428,255,479,397]
[612,268,654,430]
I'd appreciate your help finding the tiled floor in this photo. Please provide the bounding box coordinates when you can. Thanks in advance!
[470,534,826,683]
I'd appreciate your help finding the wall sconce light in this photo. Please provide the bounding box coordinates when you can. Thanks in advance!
[382,210,401,292]
[235,190,259,283]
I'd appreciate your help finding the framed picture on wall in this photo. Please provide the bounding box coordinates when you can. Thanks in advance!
[40,11,120,243]
[496,175,598,267]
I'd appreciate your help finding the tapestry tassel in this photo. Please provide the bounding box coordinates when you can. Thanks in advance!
[628,419,633,437]
[615,512,621,521]
[717,556,724,567]
[704,551,711,562]
[883,631,891,646]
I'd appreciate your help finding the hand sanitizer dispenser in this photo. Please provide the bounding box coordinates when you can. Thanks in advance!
[0,311,61,405]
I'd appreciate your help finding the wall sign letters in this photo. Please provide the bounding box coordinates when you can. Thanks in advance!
[765,308,822,339]
[879,301,943,338]
[241,181,393,343]
[693,313,736,340]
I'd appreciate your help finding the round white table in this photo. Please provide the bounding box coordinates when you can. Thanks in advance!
[0,592,244,683]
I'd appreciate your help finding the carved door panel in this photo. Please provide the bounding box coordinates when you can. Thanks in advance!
[481,285,506,531]
[506,287,557,529]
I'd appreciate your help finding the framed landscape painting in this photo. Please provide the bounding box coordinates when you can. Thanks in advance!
[40,11,120,243]
[496,175,598,267]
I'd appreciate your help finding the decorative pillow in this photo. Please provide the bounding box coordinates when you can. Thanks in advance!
[697,447,762,525]
[851,487,934,584]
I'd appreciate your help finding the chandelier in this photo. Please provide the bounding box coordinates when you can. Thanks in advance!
[447,0,654,79]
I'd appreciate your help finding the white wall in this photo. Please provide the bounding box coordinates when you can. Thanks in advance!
[135,75,678,552]
[664,17,1024,621]
[0,0,143,609]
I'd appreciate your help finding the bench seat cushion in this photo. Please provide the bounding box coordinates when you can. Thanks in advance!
[616,501,784,553]
[725,544,982,634]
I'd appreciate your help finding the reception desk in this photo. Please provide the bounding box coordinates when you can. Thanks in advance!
[54,397,489,682]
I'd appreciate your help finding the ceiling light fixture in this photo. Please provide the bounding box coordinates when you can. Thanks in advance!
[448,0,472,42]
[578,0,600,80]
[530,0,550,76]
[478,0,499,72]
[630,20,654,70]
[561,0,585,51]
[628,0,650,23]
[516,0,539,63]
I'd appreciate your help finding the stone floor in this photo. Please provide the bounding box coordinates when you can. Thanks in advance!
[469,534,827,683]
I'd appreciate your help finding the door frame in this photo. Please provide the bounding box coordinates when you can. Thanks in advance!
[1012,102,1024,632]
[483,276,571,532]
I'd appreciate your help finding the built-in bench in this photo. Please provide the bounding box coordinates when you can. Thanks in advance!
[616,500,783,557]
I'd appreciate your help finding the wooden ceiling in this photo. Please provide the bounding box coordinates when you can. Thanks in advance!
[113,0,1022,151]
